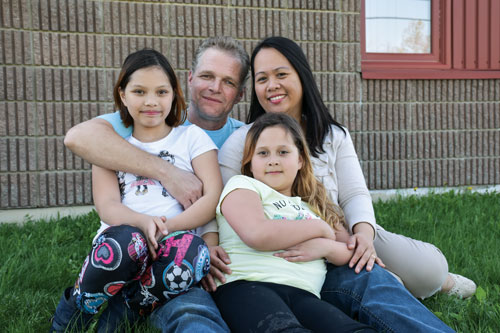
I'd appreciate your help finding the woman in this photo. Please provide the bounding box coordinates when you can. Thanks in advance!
[218,36,473,331]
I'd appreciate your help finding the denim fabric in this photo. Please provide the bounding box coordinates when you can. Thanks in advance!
[320,264,455,333]
[150,287,230,333]
[95,287,228,332]
[96,292,142,332]
[50,287,94,332]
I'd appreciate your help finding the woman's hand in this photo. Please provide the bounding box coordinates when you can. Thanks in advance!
[348,222,384,273]
[274,238,330,262]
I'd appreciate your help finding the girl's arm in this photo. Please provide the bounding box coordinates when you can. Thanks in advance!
[166,150,223,232]
[274,237,354,266]
[220,188,335,252]
[92,165,168,258]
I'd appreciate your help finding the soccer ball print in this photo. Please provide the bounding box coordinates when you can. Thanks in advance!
[163,260,194,293]
[125,231,211,314]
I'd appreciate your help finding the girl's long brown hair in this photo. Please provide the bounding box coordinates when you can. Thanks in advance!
[113,48,186,128]
[241,113,346,231]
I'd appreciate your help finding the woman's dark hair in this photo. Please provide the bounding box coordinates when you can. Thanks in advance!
[247,36,344,157]
[113,48,186,128]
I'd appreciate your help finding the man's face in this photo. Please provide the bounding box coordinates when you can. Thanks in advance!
[188,48,244,125]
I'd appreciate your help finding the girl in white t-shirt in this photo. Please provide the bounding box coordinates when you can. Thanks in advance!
[51,49,222,332]
[214,112,375,332]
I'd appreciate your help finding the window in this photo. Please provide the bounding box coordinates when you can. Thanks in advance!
[365,0,431,54]
[361,0,500,79]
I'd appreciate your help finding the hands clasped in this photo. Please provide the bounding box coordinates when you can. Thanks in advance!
[140,215,169,260]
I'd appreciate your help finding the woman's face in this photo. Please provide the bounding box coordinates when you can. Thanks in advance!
[120,66,174,136]
[250,126,303,197]
[253,48,303,122]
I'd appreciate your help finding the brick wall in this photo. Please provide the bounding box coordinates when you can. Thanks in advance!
[1,0,499,210]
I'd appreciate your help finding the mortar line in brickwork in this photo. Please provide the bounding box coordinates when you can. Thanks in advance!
[349,128,500,134]
[0,170,92,176]
[311,70,362,74]
[0,102,115,107]
[26,0,41,208]
[359,74,365,160]
[168,3,352,14]
[2,99,499,106]
[0,99,113,104]
[360,156,500,162]
[1,134,85,139]
[0,27,361,44]
[0,64,354,71]
[98,0,108,113]
[358,101,500,105]
[4,129,498,139]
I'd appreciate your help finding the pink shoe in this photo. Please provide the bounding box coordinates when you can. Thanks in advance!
[444,273,476,299]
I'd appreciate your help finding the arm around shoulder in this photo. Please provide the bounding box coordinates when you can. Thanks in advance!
[66,118,203,208]
[64,117,156,174]
[64,117,117,165]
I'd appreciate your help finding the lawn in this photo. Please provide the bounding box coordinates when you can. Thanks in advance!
[0,190,499,332]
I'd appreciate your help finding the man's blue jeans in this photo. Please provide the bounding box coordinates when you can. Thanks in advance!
[149,287,229,332]
[96,287,229,332]
[321,264,455,333]
[98,265,453,332]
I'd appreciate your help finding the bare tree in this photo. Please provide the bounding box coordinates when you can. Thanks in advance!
[391,20,430,53]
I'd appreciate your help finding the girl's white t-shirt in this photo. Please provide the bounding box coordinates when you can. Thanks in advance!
[94,125,217,237]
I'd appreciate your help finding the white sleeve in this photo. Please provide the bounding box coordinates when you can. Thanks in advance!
[334,129,377,234]
[188,125,218,159]
[218,125,250,184]
[196,218,218,236]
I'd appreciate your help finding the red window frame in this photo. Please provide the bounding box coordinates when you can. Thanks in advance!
[361,0,500,79]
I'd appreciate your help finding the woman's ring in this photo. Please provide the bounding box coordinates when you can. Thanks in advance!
[371,254,376,259]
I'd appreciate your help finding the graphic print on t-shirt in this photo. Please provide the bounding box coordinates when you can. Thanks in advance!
[270,199,315,221]
[117,150,177,198]
[131,176,155,196]
[158,150,175,197]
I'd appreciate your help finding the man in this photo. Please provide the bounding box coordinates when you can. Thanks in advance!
[64,36,249,332]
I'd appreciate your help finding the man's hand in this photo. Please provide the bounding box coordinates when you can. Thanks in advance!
[201,246,231,292]
[160,167,202,209]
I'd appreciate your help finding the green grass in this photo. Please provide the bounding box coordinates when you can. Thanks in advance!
[0,212,155,332]
[1,190,499,332]
[374,190,500,332]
